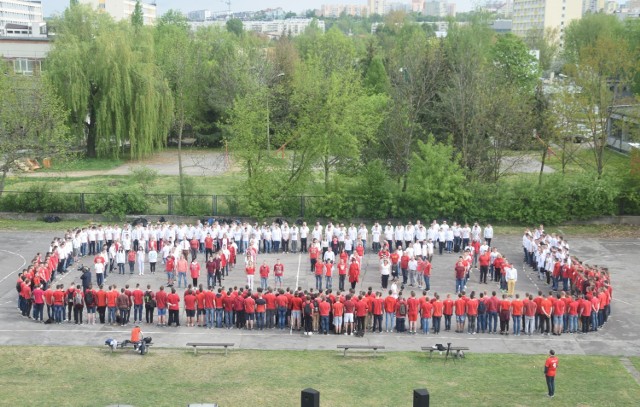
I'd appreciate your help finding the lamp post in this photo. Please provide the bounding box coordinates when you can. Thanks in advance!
[266,72,285,152]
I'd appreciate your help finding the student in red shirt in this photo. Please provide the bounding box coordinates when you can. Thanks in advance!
[348,258,360,290]
[384,291,397,333]
[420,296,433,334]
[406,292,420,334]
[333,299,344,334]
[395,295,407,333]
[466,293,478,334]
[524,294,537,335]
[184,289,197,327]
[244,294,256,330]
[259,261,270,290]
[245,261,256,291]
[155,286,168,327]
[354,295,368,337]
[318,297,331,334]
[132,284,144,324]
[442,293,454,332]
[337,259,347,291]
[166,288,181,327]
[511,293,524,336]
[431,294,443,334]
[255,292,267,330]
[499,294,511,335]
[545,349,559,398]
[371,292,384,333]
[552,293,566,336]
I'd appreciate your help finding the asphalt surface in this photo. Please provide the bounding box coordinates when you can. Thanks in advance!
[1,230,638,356]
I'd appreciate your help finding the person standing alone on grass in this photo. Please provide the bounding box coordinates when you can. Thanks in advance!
[544,349,558,398]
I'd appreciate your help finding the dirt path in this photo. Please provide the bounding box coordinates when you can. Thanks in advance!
[22,151,231,177]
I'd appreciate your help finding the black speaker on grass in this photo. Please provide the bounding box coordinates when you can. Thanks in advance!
[301,388,319,407]
[413,388,430,407]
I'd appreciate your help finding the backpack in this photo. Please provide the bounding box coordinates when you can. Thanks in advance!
[478,300,486,314]
[73,291,83,306]
[303,302,312,317]
[399,302,407,315]
[144,292,152,305]
[84,290,95,306]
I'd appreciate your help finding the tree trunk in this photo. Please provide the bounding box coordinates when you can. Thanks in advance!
[0,168,8,198]
[177,118,185,203]
[324,156,330,194]
[86,97,97,158]
[539,146,547,186]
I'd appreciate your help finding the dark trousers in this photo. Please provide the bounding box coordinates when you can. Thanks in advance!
[145,306,155,323]
[304,315,313,333]
[581,315,590,333]
[73,306,83,324]
[373,314,383,332]
[541,315,551,333]
[381,274,389,289]
[169,309,180,326]
[432,316,441,333]
[480,266,488,283]
[546,375,555,397]
[356,316,366,336]
[97,306,106,323]
[339,275,345,291]
[444,314,452,330]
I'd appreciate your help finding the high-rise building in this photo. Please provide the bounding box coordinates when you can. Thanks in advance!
[0,0,45,36]
[512,0,583,44]
[81,0,157,25]
[424,1,447,17]
[368,0,385,16]
[187,10,212,22]
[320,4,368,18]
[583,0,605,13]
[411,0,423,13]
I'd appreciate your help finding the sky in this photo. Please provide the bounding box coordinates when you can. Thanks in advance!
[43,0,477,18]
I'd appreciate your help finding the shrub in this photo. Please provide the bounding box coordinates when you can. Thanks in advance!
[86,189,149,220]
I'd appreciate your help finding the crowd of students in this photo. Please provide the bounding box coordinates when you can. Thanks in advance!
[14,220,613,338]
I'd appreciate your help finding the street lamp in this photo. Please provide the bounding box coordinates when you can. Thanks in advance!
[266,72,285,152]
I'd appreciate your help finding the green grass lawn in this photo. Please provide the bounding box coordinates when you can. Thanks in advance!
[0,347,637,407]
[544,147,630,174]
[630,356,640,374]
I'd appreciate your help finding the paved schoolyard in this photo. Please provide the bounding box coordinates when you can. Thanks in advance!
[0,229,638,356]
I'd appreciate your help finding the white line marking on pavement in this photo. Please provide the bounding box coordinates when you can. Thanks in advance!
[0,249,27,284]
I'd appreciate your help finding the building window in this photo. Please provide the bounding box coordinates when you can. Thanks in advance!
[13,59,39,75]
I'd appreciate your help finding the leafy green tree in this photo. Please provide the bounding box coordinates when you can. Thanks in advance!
[0,71,72,194]
[226,19,244,36]
[131,0,144,28]
[563,15,637,178]
[155,11,198,209]
[47,5,174,158]
[364,56,390,95]
[490,33,539,92]
[401,137,469,219]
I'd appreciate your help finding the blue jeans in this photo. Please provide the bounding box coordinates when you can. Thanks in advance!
[315,275,322,291]
[256,312,265,329]
[118,263,125,274]
[320,316,329,334]
[206,308,214,328]
[264,240,271,253]
[569,315,578,332]
[512,315,521,335]
[134,304,143,322]
[455,278,464,293]
[385,312,396,331]
[278,307,287,329]
[421,317,430,334]
[423,275,430,291]
[224,310,233,327]
[33,303,44,321]
[96,273,104,287]
[178,272,187,288]
[208,274,216,288]
[488,312,498,332]
[108,307,116,323]
[215,309,224,327]
[54,304,64,322]
[591,312,598,331]
[446,241,452,252]
[260,277,268,290]
[81,243,87,256]
[325,276,332,290]
[272,241,280,252]
[477,313,487,332]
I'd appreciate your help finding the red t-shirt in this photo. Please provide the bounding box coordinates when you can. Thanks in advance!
[355,300,368,317]
[511,299,523,316]
[155,290,168,308]
[466,298,478,316]
[454,298,466,316]
[132,289,144,306]
[420,301,433,318]
[545,356,558,377]
[384,296,397,313]
[432,300,443,317]
[167,293,180,311]
[333,301,344,316]
[184,293,197,310]
[318,301,331,317]
[244,297,255,314]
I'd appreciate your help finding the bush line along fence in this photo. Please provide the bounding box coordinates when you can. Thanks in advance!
[0,188,638,224]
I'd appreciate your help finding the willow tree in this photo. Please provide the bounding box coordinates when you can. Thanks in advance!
[47,5,173,158]
[0,71,72,195]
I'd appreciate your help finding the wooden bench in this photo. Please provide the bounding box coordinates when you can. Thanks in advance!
[105,340,152,354]
[337,344,385,357]
[422,345,469,360]
[186,342,235,356]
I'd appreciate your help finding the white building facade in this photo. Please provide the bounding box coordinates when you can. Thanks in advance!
[512,0,583,43]
[81,0,157,25]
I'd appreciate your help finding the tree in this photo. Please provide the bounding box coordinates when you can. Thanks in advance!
[563,15,637,178]
[363,56,390,95]
[131,0,144,28]
[0,71,72,195]
[47,5,174,158]
[402,137,469,219]
[226,19,244,36]
[155,12,198,210]
[490,33,539,93]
